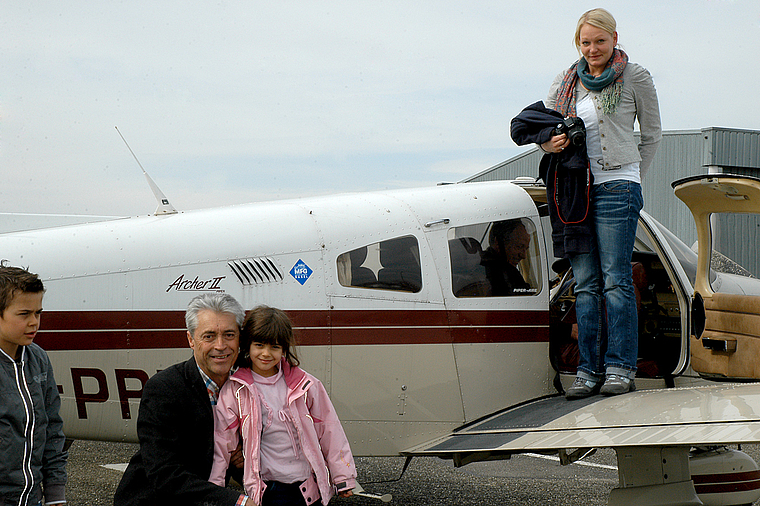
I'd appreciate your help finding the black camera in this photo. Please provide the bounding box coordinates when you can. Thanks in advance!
[554,116,586,147]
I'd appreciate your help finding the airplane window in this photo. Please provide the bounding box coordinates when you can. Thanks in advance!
[710,212,760,288]
[448,218,542,297]
[336,236,422,293]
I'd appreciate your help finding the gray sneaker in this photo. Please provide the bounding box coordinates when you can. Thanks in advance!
[600,374,636,396]
[565,376,602,400]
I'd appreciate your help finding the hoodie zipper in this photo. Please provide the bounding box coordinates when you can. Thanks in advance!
[11,353,36,506]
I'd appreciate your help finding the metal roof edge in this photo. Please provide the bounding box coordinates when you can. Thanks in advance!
[462,146,540,183]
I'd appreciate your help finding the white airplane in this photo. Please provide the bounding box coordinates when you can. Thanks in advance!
[3,173,760,506]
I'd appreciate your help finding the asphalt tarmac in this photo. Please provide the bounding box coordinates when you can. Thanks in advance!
[64,439,618,506]
[66,440,760,505]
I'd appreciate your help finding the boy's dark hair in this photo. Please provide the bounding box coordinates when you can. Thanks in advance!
[237,305,300,369]
[0,265,45,315]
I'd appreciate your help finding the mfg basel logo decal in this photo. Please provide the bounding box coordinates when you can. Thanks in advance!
[290,259,313,285]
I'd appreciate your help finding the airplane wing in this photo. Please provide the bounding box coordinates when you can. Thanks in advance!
[403,383,760,464]
[403,384,760,505]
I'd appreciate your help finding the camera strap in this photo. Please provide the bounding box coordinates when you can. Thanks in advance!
[553,161,592,225]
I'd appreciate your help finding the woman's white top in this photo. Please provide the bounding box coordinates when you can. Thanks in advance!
[576,93,640,185]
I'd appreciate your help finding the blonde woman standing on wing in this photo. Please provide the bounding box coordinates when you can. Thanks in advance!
[542,8,661,399]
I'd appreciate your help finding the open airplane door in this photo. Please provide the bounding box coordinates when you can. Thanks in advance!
[673,174,760,380]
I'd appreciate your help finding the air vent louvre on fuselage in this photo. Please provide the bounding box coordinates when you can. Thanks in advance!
[228,257,283,285]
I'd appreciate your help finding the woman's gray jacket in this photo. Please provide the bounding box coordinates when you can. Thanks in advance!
[546,61,662,177]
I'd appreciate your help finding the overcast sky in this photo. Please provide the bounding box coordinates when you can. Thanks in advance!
[2,0,759,216]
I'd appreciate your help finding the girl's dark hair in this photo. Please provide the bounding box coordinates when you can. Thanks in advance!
[237,305,300,369]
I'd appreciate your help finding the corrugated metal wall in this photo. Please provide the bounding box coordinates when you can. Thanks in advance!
[703,127,760,169]
[464,127,760,276]
[715,211,760,277]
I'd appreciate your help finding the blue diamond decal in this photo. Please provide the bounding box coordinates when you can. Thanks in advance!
[289,259,313,285]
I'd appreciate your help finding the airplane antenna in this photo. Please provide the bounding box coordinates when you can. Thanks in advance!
[115,126,178,215]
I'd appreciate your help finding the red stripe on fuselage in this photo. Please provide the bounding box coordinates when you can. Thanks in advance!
[694,479,760,495]
[35,309,549,350]
[692,469,760,495]
[41,310,185,331]
[692,469,760,485]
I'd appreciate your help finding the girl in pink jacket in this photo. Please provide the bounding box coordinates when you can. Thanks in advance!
[209,305,356,506]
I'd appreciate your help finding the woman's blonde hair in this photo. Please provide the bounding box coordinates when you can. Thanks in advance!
[574,8,617,50]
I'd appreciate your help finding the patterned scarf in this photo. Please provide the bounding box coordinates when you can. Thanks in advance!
[554,48,628,117]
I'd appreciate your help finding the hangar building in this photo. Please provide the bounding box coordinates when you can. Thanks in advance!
[464,127,760,276]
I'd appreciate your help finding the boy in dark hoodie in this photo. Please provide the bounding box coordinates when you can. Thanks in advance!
[0,265,67,506]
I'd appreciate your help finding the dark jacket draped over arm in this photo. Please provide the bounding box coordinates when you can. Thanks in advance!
[510,101,594,258]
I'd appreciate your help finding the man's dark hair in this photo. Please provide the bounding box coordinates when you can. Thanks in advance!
[489,219,525,251]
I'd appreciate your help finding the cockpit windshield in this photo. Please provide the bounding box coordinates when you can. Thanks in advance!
[635,213,700,289]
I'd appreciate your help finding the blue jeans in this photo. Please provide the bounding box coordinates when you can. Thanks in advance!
[570,180,642,382]
[262,481,310,506]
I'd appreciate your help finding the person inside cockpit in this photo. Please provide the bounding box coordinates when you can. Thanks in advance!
[481,219,532,296]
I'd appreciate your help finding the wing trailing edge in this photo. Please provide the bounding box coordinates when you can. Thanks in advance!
[402,384,760,462]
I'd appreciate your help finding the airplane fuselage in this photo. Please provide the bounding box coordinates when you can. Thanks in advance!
[1,181,554,455]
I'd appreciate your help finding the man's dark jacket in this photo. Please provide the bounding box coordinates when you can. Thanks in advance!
[510,101,594,258]
[480,248,531,296]
[113,357,242,506]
